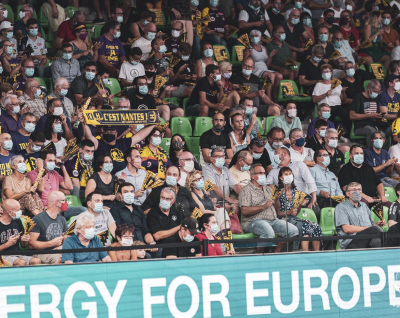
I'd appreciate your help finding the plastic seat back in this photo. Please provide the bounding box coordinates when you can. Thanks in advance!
[384,187,397,203]
[160,138,171,153]
[264,116,276,134]
[65,195,82,207]
[105,78,121,95]
[297,208,318,223]
[171,117,192,137]
[193,117,212,136]
[320,207,336,236]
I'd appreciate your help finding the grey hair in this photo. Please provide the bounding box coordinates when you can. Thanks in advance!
[9,155,24,167]
[74,212,95,235]
[345,182,362,192]
[219,61,232,73]
[250,29,262,38]
[24,4,34,13]
[25,78,39,90]
[278,146,290,157]
[371,130,385,140]
[367,79,381,91]
[211,146,225,157]
[237,150,250,162]
[117,97,130,106]
[160,187,176,200]
[4,94,18,107]
[230,105,243,114]
[250,163,263,175]
[54,77,69,88]
[312,44,325,56]
[325,128,338,138]
[289,128,303,139]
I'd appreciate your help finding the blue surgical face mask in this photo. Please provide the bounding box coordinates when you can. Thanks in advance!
[63,53,72,60]
[241,163,251,171]
[53,124,63,134]
[34,88,41,98]
[191,0,199,6]
[102,78,109,86]
[346,68,355,77]
[295,137,305,147]
[159,199,172,210]
[92,202,103,213]
[181,55,190,61]
[6,32,13,40]
[114,31,121,38]
[370,91,378,99]
[25,68,34,77]
[46,161,56,171]
[12,210,22,220]
[166,175,177,186]
[24,123,35,133]
[245,107,253,115]
[252,153,262,160]
[136,124,144,132]
[353,154,364,165]
[328,139,338,148]
[319,129,326,137]
[373,139,383,149]
[3,140,12,150]
[295,1,303,9]
[257,174,267,185]
[138,85,148,95]
[6,46,13,55]
[273,154,281,165]
[210,223,219,234]
[102,163,114,173]
[214,157,225,168]
[183,232,195,242]
[195,179,204,189]
[158,45,167,53]
[147,32,156,40]
[272,7,280,13]
[250,4,260,10]
[0,67,4,74]
[85,71,95,81]
[213,74,221,82]
[313,56,322,63]
[84,154,93,161]
[319,34,329,42]
[251,36,260,44]
[291,18,300,25]
[32,144,42,152]
[322,72,332,80]
[280,33,286,41]
[383,18,391,26]
[303,18,312,27]
[29,28,38,36]
[82,228,95,240]
[117,16,123,23]
[322,111,331,119]
[204,48,213,57]
[131,60,139,65]
[322,156,330,167]
[59,88,68,97]
[334,41,342,48]
[210,0,218,6]
[17,162,27,173]
[242,69,252,76]
[123,192,135,205]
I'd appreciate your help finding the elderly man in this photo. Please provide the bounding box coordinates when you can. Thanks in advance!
[51,43,81,84]
[131,22,157,61]
[310,149,343,209]
[146,187,182,244]
[15,4,43,40]
[229,150,253,186]
[0,94,22,133]
[266,146,318,210]
[62,212,112,264]
[142,165,199,217]
[0,199,42,266]
[11,58,35,96]
[265,127,286,169]
[29,191,69,264]
[331,31,356,72]
[269,101,302,138]
[350,79,391,149]
[165,21,185,55]
[288,128,315,168]
[0,133,15,181]
[338,145,390,207]
[239,163,299,253]
[55,10,86,49]
[202,147,241,212]
[10,112,36,155]
[17,78,46,119]
[46,77,74,121]
[230,137,272,172]
[364,130,399,188]
[335,182,386,249]
[322,128,345,176]
[177,151,196,186]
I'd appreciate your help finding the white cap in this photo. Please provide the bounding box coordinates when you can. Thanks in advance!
[0,21,12,30]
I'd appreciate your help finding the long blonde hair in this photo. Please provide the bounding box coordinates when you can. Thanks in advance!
[185,169,201,191]
[366,11,381,29]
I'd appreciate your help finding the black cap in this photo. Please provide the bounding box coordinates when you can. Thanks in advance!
[103,125,117,131]
[181,217,200,235]
[384,74,398,88]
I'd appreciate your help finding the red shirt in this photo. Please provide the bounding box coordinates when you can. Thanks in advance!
[195,232,223,256]
[57,20,83,44]
[340,26,360,49]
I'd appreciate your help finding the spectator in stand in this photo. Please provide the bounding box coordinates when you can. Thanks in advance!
[51,43,81,85]
[364,130,399,188]
[305,26,334,61]
[42,0,67,38]
[46,77,74,122]
[201,0,230,47]
[330,31,357,77]
[0,94,22,134]
[229,112,252,155]
[131,22,157,61]
[55,10,86,49]
[338,145,390,208]
[162,0,194,46]
[339,10,362,51]
[305,119,328,151]
[97,20,127,78]
[282,9,310,60]
[269,101,302,139]
[229,150,253,186]
[101,7,134,46]
[0,83,13,110]
[267,0,285,27]
[10,58,35,97]
[0,133,14,183]
[265,127,285,169]
[146,37,174,79]
[335,182,385,249]
[119,47,145,89]
[285,0,312,21]
[238,97,261,139]
[0,22,17,59]
[10,112,36,155]
[176,151,199,187]
[70,23,101,70]
[238,0,273,38]
[350,80,391,149]
[164,20,185,56]
[300,12,315,47]
[288,128,315,168]
[323,128,346,176]
[42,117,68,159]
[29,191,69,265]
[231,137,272,172]
[0,200,42,266]
[379,74,400,125]
[239,163,299,253]
[299,45,324,96]
[108,224,137,261]
[19,131,45,173]
[380,12,399,55]
[169,134,200,171]
[310,148,343,209]
[307,103,335,138]
[389,132,400,178]
[62,212,112,264]
[388,184,400,229]
[317,9,341,35]
[195,42,218,79]
[131,10,156,39]
[2,40,20,83]
[15,5,43,40]
[17,79,46,120]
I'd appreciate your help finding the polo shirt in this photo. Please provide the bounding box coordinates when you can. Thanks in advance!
[298,58,322,95]
[67,75,100,105]
[147,54,171,76]
[202,164,238,200]
[230,73,262,107]
[142,184,199,217]
[364,148,391,179]
[309,164,343,196]
[266,40,292,69]
[51,57,81,84]
[305,134,324,152]
[289,146,314,162]
[162,231,201,258]
[115,167,150,205]
[56,19,77,44]
[229,145,272,168]
[281,21,305,49]
[269,115,302,138]
[110,201,150,242]
[0,112,22,134]
[146,205,182,243]
[323,146,344,177]
[338,162,382,197]
[61,235,108,263]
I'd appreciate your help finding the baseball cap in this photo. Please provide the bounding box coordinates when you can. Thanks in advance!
[181,217,200,235]
[0,21,12,30]
[103,125,117,132]
[384,74,398,88]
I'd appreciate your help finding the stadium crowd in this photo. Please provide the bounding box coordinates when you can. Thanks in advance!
[2,0,400,265]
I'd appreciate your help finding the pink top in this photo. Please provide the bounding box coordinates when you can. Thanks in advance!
[27,169,64,207]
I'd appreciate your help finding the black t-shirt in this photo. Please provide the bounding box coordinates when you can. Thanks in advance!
[0,218,23,252]
[298,58,322,95]
[305,135,324,152]
[306,42,334,60]
[323,146,344,177]
[200,129,232,154]
[146,205,182,243]
[162,231,201,258]
[387,221,400,247]
[351,92,382,129]
[67,76,99,105]
[281,21,305,49]
[146,55,170,75]
[229,146,272,168]
[230,73,262,107]
[187,77,219,107]
[94,138,132,174]
[172,60,196,86]
[128,93,157,110]
[341,70,374,102]
[338,162,382,197]
[389,201,400,222]
[267,7,284,27]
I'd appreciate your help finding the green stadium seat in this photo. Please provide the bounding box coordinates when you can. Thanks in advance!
[364,80,370,91]
[297,208,318,223]
[171,117,192,137]
[185,136,201,164]
[371,206,389,232]
[182,97,195,121]
[3,4,14,22]
[264,116,276,134]
[336,240,341,250]
[213,45,230,62]
[193,117,212,136]
[384,186,397,203]
[157,12,171,32]
[344,151,350,164]
[256,117,264,135]
[16,5,37,21]
[105,78,121,95]
[231,45,244,67]
[350,122,365,140]
[232,213,257,240]
[160,138,171,153]
[47,28,54,42]
[38,7,49,28]
[65,6,78,18]
[34,77,47,89]
[277,80,311,103]
[45,42,52,49]
[65,195,82,207]
[319,207,337,236]
[94,25,103,39]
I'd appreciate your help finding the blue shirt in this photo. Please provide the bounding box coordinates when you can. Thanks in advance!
[21,149,41,172]
[10,130,30,155]
[61,235,108,263]
[14,20,43,37]
[307,117,335,138]
[364,148,391,179]
[35,113,72,138]
[309,164,343,196]
[378,91,400,117]
[0,152,15,178]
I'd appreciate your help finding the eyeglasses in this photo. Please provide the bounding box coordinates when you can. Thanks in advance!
[271,137,284,142]
[194,176,203,182]
[254,171,265,175]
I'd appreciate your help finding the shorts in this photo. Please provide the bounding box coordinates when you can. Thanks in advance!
[34,253,62,264]
[256,105,271,118]
[156,103,179,111]
[3,255,32,265]
[186,104,216,117]
[171,85,187,98]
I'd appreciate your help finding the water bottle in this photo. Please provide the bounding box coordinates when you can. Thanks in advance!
[178,119,182,125]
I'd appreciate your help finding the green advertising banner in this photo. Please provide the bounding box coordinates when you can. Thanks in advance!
[1,249,400,317]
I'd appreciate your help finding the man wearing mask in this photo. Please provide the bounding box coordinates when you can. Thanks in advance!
[265,127,285,168]
[17,78,46,119]
[15,4,43,40]
[0,198,42,266]
[10,112,36,155]
[100,7,133,46]
[131,22,157,61]
[147,37,173,79]
[177,151,197,186]
[65,139,96,198]
[306,103,335,138]
[98,20,127,78]
[310,149,343,209]
[229,150,253,186]
[282,9,310,60]
[3,40,21,81]
[0,94,23,133]
[51,43,81,84]
[238,0,273,37]
[165,21,185,56]
[269,101,302,138]
[118,47,145,89]
[163,217,202,258]
[305,26,334,62]
[317,9,342,35]
[129,76,157,111]
[0,133,14,181]
[323,128,345,177]
[305,119,328,151]
[338,145,390,207]
[335,182,385,249]
[285,0,312,20]
[46,77,74,122]
[267,0,285,27]
[230,137,272,172]
[288,128,315,168]
[331,31,356,73]
[28,191,69,265]
[299,44,324,96]
[142,166,199,217]
[55,10,86,49]
[20,131,45,172]
[116,147,150,205]
[379,74,400,125]
[11,58,35,97]
[0,21,18,59]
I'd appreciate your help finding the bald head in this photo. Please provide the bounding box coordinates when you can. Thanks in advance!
[3,199,21,216]
[47,191,65,205]
[146,22,157,33]
[179,151,193,160]
[290,8,300,18]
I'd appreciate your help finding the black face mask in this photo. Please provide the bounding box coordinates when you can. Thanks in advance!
[145,71,155,78]
[326,17,335,25]
[103,133,116,142]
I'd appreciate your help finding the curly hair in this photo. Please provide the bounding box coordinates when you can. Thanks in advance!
[185,169,202,191]
[115,224,135,241]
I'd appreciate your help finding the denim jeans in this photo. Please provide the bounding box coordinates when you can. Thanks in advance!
[245,218,299,246]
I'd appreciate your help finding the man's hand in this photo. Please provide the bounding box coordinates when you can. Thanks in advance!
[258,90,266,98]
[106,195,116,201]
[178,63,189,73]
[308,197,317,209]
[172,8,181,19]
[135,188,145,197]
[369,113,382,119]
[320,190,330,198]
[21,234,30,242]
[364,195,374,203]
[256,20,265,27]
[149,241,158,252]
[376,219,386,227]
[52,6,59,18]
[60,113,67,125]
[263,200,274,209]
[30,185,37,193]
[381,196,388,203]
[7,234,19,247]
[36,158,44,170]
[51,236,63,247]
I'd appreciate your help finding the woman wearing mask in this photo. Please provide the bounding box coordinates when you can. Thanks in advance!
[85,154,118,209]
[229,112,252,154]
[43,116,68,158]
[339,10,360,50]
[169,133,201,169]
[341,61,373,107]
[274,167,322,251]
[195,213,235,256]
[70,23,101,70]
[195,42,218,79]
[131,10,156,38]
[108,224,138,261]
[2,155,44,216]
[243,30,282,100]
[140,127,172,180]
[218,61,240,105]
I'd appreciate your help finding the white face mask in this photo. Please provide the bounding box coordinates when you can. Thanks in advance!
[172,30,181,38]
[53,107,63,116]
[120,238,133,246]
[287,109,297,118]
[395,82,400,91]
[183,160,194,172]
[283,175,294,184]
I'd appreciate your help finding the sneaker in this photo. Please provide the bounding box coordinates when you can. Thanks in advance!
[93,18,105,24]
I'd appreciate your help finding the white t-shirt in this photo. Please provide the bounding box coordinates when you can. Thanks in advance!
[119,61,145,85]
[44,137,67,157]
[289,146,315,162]
[389,144,400,177]
[238,7,270,22]
[392,46,400,61]
[131,37,152,61]
[312,82,342,106]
